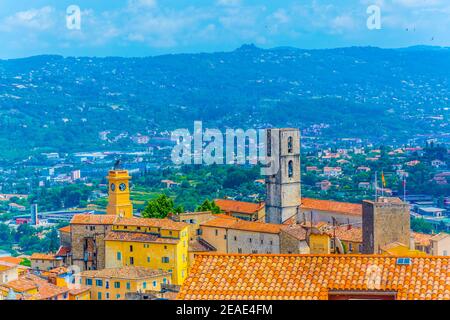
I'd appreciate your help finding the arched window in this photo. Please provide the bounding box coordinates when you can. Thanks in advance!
[287,136,293,153]
[288,160,294,178]
[267,130,272,157]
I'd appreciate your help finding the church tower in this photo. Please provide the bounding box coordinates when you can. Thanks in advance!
[106,169,133,218]
[265,128,301,224]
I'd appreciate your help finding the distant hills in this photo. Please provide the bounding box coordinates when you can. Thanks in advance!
[0,45,449,160]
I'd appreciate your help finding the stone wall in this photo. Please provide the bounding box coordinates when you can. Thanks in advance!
[71,224,112,271]
[362,199,410,254]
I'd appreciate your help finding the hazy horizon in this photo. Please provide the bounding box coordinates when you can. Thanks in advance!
[1,0,450,59]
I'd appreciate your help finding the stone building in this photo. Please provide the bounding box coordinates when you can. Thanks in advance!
[279,224,310,254]
[265,128,301,224]
[200,215,282,254]
[362,197,410,254]
[70,215,115,271]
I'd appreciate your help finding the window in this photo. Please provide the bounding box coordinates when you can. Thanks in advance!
[97,292,102,300]
[288,136,293,153]
[105,281,109,289]
[197,229,202,236]
[129,257,134,265]
[349,243,353,252]
[114,282,120,289]
[116,252,122,261]
[147,257,150,263]
[164,246,167,250]
[86,278,92,286]
[267,130,272,157]
[270,240,273,245]
[224,235,227,240]
[252,250,258,254]
[215,229,218,236]
[143,282,147,289]
[129,245,133,252]
[288,160,294,178]
[163,278,167,284]
[249,238,252,243]
[234,236,237,241]
[443,250,448,256]
[106,292,110,299]
[162,257,170,263]
[126,282,131,290]
[261,240,263,244]
[238,248,242,253]
[152,281,157,287]
[95,279,103,287]
[116,294,120,299]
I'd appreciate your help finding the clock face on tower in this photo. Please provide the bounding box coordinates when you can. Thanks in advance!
[110,183,116,191]
[119,183,127,191]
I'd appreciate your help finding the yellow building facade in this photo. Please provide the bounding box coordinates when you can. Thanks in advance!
[80,267,170,300]
[105,217,189,285]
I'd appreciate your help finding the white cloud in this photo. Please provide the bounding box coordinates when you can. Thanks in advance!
[0,6,55,31]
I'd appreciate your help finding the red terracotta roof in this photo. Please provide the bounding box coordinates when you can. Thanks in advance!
[114,216,188,231]
[55,246,71,257]
[201,216,282,234]
[215,199,264,215]
[70,214,116,225]
[104,231,179,244]
[301,198,362,216]
[58,225,71,233]
[178,254,450,300]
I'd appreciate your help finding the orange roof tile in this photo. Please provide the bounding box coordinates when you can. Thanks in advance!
[0,256,23,265]
[70,214,116,225]
[201,216,282,234]
[215,199,264,215]
[326,226,362,243]
[301,198,362,216]
[30,253,59,261]
[178,254,450,300]
[58,225,71,233]
[280,224,308,241]
[80,266,170,280]
[412,232,433,247]
[114,216,188,231]
[104,231,179,244]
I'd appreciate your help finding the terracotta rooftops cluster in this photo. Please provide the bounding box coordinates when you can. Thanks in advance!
[300,198,362,216]
[178,253,450,300]
[80,266,170,280]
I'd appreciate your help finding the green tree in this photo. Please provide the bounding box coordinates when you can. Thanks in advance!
[196,199,222,214]
[142,194,183,219]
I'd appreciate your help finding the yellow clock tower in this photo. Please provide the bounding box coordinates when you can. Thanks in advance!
[106,170,133,218]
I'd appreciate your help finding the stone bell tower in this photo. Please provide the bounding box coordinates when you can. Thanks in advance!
[265,128,301,224]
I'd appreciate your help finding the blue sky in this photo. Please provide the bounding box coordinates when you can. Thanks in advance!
[0,0,449,58]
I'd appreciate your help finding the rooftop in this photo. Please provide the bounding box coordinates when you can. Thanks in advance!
[215,199,264,214]
[70,214,116,225]
[104,231,179,244]
[30,253,59,261]
[201,216,282,234]
[80,266,170,280]
[301,198,362,216]
[178,254,450,300]
[114,216,188,231]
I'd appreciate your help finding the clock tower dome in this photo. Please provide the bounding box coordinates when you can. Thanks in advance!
[106,169,133,218]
